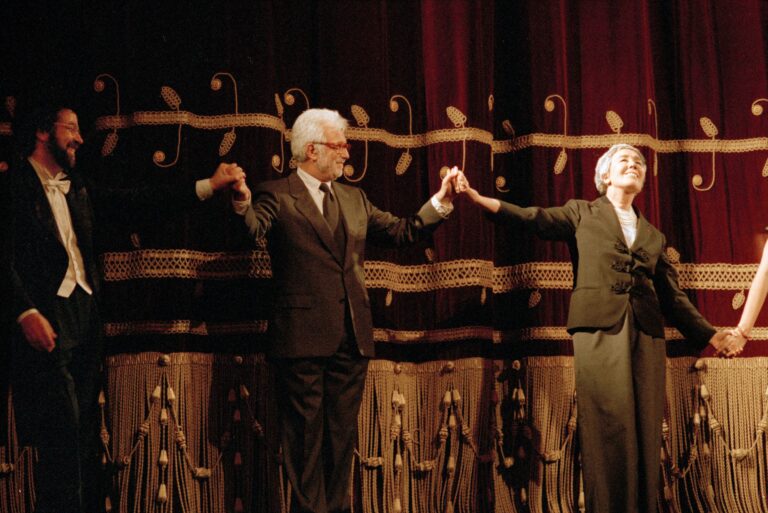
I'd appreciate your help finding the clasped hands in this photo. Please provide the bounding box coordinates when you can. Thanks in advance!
[710,328,747,358]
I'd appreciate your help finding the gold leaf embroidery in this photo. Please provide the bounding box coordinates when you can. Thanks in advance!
[161,86,181,110]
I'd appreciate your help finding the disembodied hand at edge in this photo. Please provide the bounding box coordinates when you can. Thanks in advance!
[19,312,57,352]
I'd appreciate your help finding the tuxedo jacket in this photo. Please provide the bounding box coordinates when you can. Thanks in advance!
[7,160,200,331]
[494,194,715,348]
[242,172,444,359]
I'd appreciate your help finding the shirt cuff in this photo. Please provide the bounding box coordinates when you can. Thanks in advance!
[431,195,453,218]
[17,308,39,324]
[196,179,214,201]
[232,189,252,216]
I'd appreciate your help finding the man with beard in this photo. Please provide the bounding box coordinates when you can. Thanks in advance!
[230,108,462,513]
[6,102,244,513]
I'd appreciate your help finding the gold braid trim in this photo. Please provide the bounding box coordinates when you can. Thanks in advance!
[494,132,768,154]
[100,249,271,281]
[99,252,759,292]
[101,321,768,342]
[104,320,267,337]
[365,259,497,290]
[95,111,286,131]
[675,263,757,289]
[92,112,768,156]
[373,326,501,343]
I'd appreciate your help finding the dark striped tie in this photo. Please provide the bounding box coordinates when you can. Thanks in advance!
[319,182,338,231]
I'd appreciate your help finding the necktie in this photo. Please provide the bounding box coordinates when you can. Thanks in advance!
[319,182,338,231]
[45,178,71,195]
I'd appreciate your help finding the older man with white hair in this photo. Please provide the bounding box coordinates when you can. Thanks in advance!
[231,108,461,513]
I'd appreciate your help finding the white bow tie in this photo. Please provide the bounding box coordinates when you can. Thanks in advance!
[45,178,71,195]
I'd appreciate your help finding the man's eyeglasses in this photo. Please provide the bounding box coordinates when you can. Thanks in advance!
[312,141,352,152]
[54,122,82,136]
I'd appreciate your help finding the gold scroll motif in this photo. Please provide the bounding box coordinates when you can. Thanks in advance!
[93,74,120,156]
[4,86,768,190]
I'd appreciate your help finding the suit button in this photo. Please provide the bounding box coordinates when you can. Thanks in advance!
[633,248,650,262]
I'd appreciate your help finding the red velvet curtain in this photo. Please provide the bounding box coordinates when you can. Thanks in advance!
[2,0,768,362]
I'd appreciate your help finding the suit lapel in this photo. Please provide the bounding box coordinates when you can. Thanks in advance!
[65,173,94,257]
[21,161,61,242]
[596,195,626,245]
[288,173,344,265]
[631,209,653,251]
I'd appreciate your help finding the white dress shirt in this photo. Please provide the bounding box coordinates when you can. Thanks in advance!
[29,157,94,298]
[614,205,638,247]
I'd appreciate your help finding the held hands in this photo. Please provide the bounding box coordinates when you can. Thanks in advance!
[721,328,748,357]
[709,329,747,358]
[436,166,463,204]
[450,170,501,213]
[19,312,57,352]
[435,167,479,205]
[210,163,246,192]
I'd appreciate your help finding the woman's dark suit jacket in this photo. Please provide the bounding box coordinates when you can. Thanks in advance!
[494,194,715,348]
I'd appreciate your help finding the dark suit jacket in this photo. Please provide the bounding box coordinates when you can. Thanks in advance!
[494,194,715,348]
[242,172,444,358]
[7,159,201,332]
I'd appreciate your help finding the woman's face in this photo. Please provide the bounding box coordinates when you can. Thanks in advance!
[603,148,646,194]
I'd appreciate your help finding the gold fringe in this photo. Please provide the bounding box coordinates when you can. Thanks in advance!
[0,388,35,513]
[103,352,281,513]
[8,354,768,511]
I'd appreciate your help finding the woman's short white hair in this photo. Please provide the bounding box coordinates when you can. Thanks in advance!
[594,144,646,195]
[290,108,349,163]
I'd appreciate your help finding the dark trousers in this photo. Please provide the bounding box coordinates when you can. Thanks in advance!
[274,336,369,513]
[572,308,666,513]
[11,287,102,513]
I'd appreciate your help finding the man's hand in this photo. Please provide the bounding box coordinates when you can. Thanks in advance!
[19,312,57,352]
[435,166,462,204]
[717,329,747,358]
[210,163,246,192]
[707,330,729,353]
[231,177,251,202]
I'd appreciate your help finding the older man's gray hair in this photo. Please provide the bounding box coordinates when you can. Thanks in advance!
[290,108,349,163]
[594,143,646,195]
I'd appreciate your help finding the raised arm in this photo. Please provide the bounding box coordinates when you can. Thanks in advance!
[457,172,501,213]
